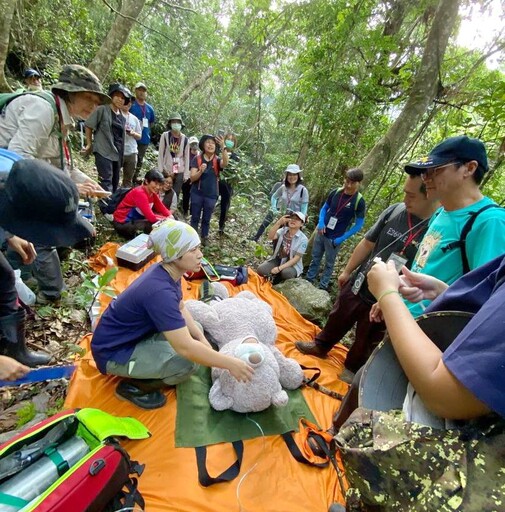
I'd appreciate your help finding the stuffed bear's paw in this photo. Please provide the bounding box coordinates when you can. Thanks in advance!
[272,389,289,407]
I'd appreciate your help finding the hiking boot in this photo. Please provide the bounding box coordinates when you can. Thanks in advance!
[0,309,51,367]
[294,341,329,358]
[115,380,167,410]
[201,237,208,247]
[339,368,356,385]
[36,292,60,305]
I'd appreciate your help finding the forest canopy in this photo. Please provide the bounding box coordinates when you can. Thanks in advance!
[1,0,504,213]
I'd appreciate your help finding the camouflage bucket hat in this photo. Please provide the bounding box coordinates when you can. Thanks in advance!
[51,64,110,104]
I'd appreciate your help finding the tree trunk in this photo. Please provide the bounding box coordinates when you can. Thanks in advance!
[0,0,17,92]
[179,67,214,105]
[359,0,459,185]
[88,0,147,82]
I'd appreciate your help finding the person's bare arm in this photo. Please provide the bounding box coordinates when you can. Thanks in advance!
[180,301,212,348]
[7,236,37,264]
[367,261,490,420]
[163,327,254,382]
[271,254,302,275]
[338,238,375,287]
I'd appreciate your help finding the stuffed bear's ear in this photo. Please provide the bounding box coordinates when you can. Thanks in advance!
[209,380,234,411]
[185,299,220,328]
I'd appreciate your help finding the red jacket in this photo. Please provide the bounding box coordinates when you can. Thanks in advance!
[113,186,170,224]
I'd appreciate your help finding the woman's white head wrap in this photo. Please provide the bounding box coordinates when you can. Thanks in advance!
[147,219,200,263]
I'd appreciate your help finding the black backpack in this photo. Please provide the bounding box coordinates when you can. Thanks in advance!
[100,187,132,215]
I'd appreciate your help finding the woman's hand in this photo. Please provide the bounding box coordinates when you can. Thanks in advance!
[227,358,254,383]
[0,356,29,381]
[271,266,281,275]
[7,236,37,264]
[399,266,448,303]
[369,302,384,323]
[80,145,92,157]
[367,260,400,299]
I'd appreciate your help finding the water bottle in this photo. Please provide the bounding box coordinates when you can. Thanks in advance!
[13,270,36,306]
[0,437,89,512]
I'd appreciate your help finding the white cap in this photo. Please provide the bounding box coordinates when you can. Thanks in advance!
[285,164,302,174]
[134,82,147,91]
[188,136,199,145]
[290,211,306,223]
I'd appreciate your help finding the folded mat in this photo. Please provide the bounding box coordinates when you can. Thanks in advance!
[175,365,316,447]
[65,243,350,511]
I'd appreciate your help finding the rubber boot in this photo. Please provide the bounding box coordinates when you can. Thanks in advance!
[0,309,51,367]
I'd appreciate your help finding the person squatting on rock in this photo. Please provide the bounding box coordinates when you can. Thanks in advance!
[256,211,309,284]
[91,219,254,410]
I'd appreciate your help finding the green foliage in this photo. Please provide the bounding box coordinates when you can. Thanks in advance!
[16,402,36,429]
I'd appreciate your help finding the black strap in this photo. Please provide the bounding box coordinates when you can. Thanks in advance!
[281,431,329,468]
[300,364,321,385]
[441,204,501,274]
[195,440,243,487]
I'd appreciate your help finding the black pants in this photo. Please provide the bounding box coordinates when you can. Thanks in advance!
[95,153,121,192]
[218,180,233,231]
[332,366,363,431]
[0,252,18,317]
[181,179,192,216]
[113,220,153,240]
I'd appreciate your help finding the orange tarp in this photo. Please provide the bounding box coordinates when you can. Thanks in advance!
[65,243,349,512]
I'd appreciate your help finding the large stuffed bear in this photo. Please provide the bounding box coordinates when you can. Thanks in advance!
[185,284,304,413]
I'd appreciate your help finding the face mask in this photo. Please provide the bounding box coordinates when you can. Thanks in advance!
[171,123,182,132]
[225,140,235,150]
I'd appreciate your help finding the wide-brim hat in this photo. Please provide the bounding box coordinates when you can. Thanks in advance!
[0,159,94,247]
[168,112,185,128]
[51,64,110,104]
[359,311,473,412]
[404,136,488,175]
[199,134,217,152]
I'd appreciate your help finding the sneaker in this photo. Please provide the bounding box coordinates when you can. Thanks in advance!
[294,341,329,358]
[36,292,60,305]
[201,237,208,247]
[318,284,329,291]
[115,381,167,410]
[339,368,356,384]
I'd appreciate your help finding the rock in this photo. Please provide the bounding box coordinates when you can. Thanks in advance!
[273,278,332,326]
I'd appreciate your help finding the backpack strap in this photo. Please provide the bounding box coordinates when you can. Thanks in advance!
[195,440,244,487]
[441,204,501,274]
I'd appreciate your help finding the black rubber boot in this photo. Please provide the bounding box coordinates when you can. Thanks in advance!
[0,309,51,367]
[115,380,167,410]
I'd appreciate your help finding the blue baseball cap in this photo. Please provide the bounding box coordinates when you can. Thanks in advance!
[405,136,488,176]
[23,68,41,78]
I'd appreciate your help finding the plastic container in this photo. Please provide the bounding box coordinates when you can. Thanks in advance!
[13,270,36,306]
[116,234,155,271]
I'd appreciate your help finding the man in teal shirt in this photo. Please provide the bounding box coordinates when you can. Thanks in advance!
[402,135,505,317]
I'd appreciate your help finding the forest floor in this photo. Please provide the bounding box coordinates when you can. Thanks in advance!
[0,151,349,436]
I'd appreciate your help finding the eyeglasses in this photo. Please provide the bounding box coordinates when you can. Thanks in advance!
[420,162,462,181]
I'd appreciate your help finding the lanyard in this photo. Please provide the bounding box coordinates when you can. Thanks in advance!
[333,191,355,217]
[139,103,146,118]
[54,95,72,170]
[400,213,425,254]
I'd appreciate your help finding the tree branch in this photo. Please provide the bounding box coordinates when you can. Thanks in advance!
[156,0,197,14]
[100,0,183,52]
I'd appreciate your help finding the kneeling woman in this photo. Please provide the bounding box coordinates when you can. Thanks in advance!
[91,220,254,409]
[112,169,171,239]
[257,211,308,283]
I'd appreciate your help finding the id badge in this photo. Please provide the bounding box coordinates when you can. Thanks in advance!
[173,162,179,174]
[388,252,408,273]
[327,217,338,230]
[351,272,366,295]
[142,117,149,128]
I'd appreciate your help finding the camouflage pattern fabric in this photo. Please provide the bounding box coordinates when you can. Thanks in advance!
[335,407,505,511]
[51,64,110,103]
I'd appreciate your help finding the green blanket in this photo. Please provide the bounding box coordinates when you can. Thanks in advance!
[175,366,316,448]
